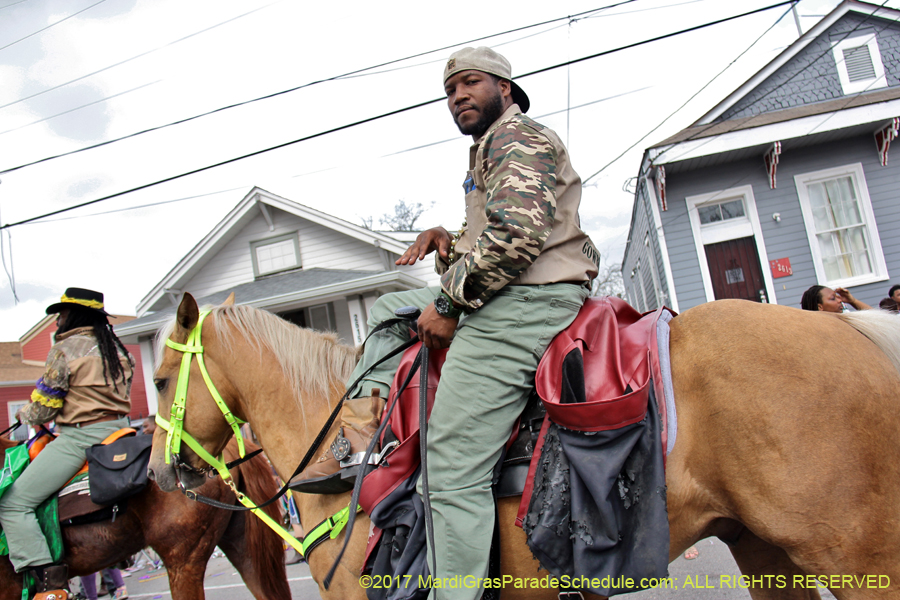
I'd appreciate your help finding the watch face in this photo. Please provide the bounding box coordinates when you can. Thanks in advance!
[435,295,451,315]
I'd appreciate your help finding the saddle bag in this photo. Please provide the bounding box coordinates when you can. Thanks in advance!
[85,434,153,506]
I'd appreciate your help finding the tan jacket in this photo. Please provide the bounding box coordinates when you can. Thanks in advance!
[25,327,133,426]
[437,104,599,310]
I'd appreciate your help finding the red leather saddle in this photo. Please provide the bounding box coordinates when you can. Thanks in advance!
[359,296,675,561]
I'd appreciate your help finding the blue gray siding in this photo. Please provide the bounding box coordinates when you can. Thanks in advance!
[718,12,900,122]
[622,177,671,312]
[660,134,900,311]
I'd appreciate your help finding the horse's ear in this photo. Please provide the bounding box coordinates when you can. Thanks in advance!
[222,292,235,306]
[176,293,200,336]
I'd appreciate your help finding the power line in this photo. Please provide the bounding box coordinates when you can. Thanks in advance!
[0,0,31,11]
[651,0,895,167]
[582,1,796,184]
[0,0,106,52]
[0,0,639,177]
[0,80,160,136]
[0,1,280,112]
[0,0,796,231]
[382,86,653,158]
[643,0,900,240]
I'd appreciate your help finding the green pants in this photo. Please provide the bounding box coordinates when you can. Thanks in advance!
[0,417,129,571]
[348,284,589,600]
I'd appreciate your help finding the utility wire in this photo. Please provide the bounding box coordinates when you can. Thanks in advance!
[0,0,797,231]
[0,80,160,136]
[0,0,31,11]
[0,0,639,176]
[0,0,105,52]
[649,0,895,167]
[646,0,899,237]
[383,86,652,158]
[22,87,655,226]
[582,1,796,184]
[0,1,279,112]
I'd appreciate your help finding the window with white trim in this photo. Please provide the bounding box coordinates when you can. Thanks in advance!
[697,198,746,225]
[250,233,301,277]
[795,163,888,287]
[831,34,887,95]
[7,400,28,441]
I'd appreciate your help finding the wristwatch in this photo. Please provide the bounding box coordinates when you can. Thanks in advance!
[434,291,463,319]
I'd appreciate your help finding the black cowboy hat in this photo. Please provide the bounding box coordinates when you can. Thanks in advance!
[45,287,111,316]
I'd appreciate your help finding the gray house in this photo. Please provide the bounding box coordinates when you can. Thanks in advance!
[623,0,900,313]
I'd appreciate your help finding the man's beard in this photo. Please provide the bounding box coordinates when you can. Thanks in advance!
[454,92,504,137]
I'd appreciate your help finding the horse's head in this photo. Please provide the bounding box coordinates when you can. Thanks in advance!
[148,292,240,492]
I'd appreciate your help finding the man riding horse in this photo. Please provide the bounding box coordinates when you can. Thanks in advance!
[0,288,133,600]
[291,47,599,600]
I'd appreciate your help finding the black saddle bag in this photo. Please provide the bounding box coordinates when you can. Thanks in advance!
[85,434,153,506]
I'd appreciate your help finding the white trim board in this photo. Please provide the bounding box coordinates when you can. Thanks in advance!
[793,162,889,288]
[651,96,900,166]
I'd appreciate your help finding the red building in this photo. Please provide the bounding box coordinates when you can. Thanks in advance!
[0,315,149,441]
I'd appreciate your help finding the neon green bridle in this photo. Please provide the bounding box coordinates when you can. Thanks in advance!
[155,310,245,473]
[154,309,356,557]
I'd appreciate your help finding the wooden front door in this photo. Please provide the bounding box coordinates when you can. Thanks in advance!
[704,236,767,302]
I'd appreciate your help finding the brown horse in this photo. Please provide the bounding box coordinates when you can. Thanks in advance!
[147,293,900,600]
[1,434,290,600]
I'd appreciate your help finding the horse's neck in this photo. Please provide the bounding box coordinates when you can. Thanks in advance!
[237,372,346,483]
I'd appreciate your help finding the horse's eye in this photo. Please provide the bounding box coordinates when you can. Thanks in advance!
[154,378,168,392]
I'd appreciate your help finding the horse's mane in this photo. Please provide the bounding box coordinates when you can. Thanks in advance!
[156,305,362,410]
[839,309,900,375]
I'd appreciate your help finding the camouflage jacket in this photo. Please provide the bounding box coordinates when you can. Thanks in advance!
[20,326,132,426]
[438,104,599,311]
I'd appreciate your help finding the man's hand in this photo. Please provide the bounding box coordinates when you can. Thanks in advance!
[396,227,452,266]
[417,303,458,350]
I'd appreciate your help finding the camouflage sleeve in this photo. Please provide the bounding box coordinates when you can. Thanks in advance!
[20,347,70,425]
[440,119,557,310]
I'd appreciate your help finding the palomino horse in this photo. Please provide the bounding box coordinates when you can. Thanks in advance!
[1,435,290,600]
[148,293,900,600]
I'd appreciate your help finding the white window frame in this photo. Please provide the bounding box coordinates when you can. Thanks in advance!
[794,162,888,288]
[831,33,887,95]
[685,185,777,304]
[250,232,301,277]
[7,400,29,441]
[307,303,335,332]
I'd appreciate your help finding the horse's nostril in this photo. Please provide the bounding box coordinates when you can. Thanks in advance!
[147,467,156,481]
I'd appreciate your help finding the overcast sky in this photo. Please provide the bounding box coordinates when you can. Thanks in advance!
[0,0,884,339]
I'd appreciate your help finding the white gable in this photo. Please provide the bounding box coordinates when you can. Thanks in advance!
[137,187,413,315]
[181,209,389,300]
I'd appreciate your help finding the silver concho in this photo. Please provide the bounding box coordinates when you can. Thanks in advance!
[331,434,352,462]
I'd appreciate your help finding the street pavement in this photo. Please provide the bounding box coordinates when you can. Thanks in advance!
[111,538,838,599]
[113,551,321,599]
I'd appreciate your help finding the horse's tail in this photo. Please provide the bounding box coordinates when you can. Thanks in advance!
[839,309,900,374]
[234,443,291,600]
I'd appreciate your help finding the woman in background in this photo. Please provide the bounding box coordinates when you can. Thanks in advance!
[800,285,871,312]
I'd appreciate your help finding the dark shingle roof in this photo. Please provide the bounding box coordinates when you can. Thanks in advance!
[117,268,384,334]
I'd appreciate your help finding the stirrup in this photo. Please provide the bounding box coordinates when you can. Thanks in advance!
[288,463,378,495]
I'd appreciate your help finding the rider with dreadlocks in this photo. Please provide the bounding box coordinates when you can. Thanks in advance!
[0,288,133,600]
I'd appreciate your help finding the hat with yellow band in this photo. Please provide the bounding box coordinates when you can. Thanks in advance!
[46,287,110,316]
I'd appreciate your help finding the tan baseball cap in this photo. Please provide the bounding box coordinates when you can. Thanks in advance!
[443,47,530,113]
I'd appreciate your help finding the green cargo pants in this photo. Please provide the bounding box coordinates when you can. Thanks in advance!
[0,417,128,571]
[348,284,589,600]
